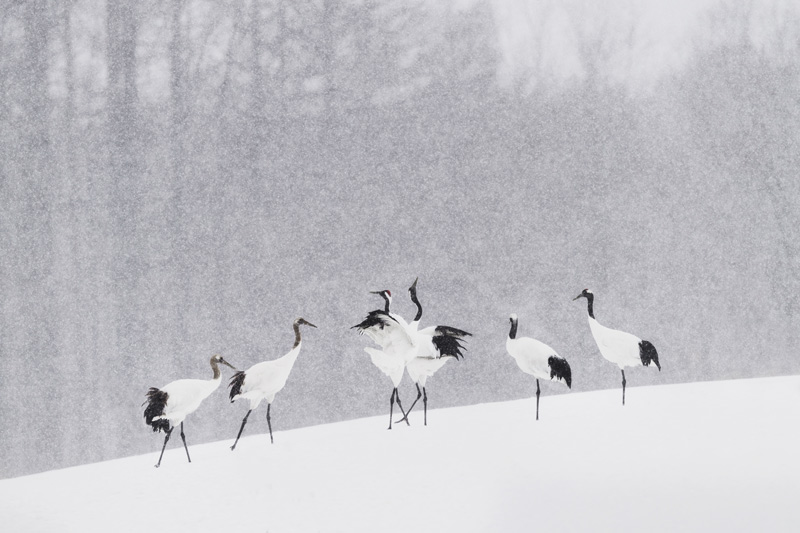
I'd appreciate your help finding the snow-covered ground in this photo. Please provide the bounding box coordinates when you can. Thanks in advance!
[2,376,798,532]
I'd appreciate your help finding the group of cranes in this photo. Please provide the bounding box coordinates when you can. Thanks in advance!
[143,318,316,467]
[143,283,660,468]
[352,278,471,429]
[506,288,661,419]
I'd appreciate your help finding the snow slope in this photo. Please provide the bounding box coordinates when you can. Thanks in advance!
[2,376,798,532]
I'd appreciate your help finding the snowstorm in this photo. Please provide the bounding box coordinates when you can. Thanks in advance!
[1,0,798,483]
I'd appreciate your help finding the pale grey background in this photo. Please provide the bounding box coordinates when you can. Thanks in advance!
[1,0,798,478]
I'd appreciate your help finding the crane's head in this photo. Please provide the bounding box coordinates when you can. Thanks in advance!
[573,288,593,301]
[294,317,317,328]
[211,354,236,370]
[369,289,392,305]
[508,314,519,339]
[408,277,418,296]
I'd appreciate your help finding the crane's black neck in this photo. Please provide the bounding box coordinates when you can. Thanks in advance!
[381,293,391,314]
[293,322,302,348]
[508,319,518,339]
[584,294,595,319]
[409,288,422,322]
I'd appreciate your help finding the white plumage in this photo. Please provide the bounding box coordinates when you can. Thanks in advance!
[358,290,416,361]
[352,289,414,429]
[405,355,452,388]
[574,288,661,405]
[505,314,571,420]
[143,354,236,468]
[364,346,406,388]
[588,318,644,369]
[398,278,470,426]
[229,318,316,448]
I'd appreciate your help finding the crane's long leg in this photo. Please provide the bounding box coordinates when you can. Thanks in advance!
[621,369,627,406]
[179,422,191,463]
[155,427,173,468]
[395,389,410,427]
[388,388,410,430]
[395,384,422,424]
[267,404,274,444]
[536,379,541,421]
[231,409,252,451]
[388,388,396,430]
[423,386,428,426]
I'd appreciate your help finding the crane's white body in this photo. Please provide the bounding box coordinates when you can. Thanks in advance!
[229,318,315,448]
[232,343,302,409]
[505,336,564,382]
[404,322,455,386]
[405,355,451,387]
[145,354,235,467]
[588,317,644,369]
[408,324,441,359]
[365,313,417,363]
[152,376,222,427]
[364,347,406,387]
[505,315,570,420]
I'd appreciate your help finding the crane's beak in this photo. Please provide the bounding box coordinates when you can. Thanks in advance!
[572,294,583,301]
[305,321,318,328]
[220,358,237,370]
[410,277,418,291]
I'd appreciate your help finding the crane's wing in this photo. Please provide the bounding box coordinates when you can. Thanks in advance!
[352,310,415,355]
[416,325,471,359]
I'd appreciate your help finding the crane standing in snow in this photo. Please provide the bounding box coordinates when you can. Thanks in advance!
[228,317,317,449]
[505,314,571,420]
[573,289,660,405]
[396,278,471,426]
[143,354,237,468]
[352,289,414,429]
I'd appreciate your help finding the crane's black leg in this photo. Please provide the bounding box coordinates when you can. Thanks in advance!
[388,388,396,430]
[423,387,428,426]
[536,379,541,421]
[396,384,422,424]
[180,422,191,463]
[388,388,410,429]
[155,427,173,468]
[231,409,252,451]
[395,388,410,426]
[621,370,627,406]
[267,404,274,444]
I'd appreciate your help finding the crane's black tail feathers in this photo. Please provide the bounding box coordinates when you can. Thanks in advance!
[229,371,247,402]
[434,325,472,339]
[639,340,661,371]
[548,356,572,388]
[143,388,170,433]
[431,326,472,360]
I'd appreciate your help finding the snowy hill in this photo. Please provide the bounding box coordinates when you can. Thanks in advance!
[2,376,798,532]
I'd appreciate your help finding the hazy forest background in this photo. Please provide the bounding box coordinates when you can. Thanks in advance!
[1,0,799,479]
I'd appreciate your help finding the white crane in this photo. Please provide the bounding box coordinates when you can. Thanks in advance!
[573,288,660,405]
[352,289,415,429]
[505,314,571,420]
[143,354,236,468]
[228,317,317,449]
[396,278,470,426]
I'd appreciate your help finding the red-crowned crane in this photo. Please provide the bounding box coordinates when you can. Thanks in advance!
[143,354,236,468]
[505,314,571,420]
[228,318,317,449]
[573,289,661,405]
[352,289,415,429]
[396,278,470,426]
